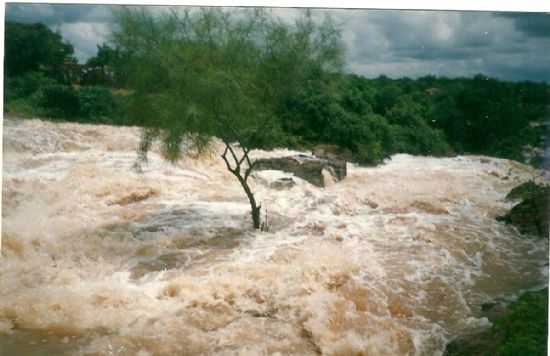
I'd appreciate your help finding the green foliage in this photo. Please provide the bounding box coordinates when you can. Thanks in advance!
[506,180,543,201]
[428,75,549,159]
[15,84,119,121]
[4,97,40,118]
[280,73,455,163]
[35,84,80,118]
[492,288,548,355]
[4,71,57,102]
[4,18,548,169]
[85,43,128,87]
[4,22,75,77]
[445,288,548,356]
[282,73,547,164]
[112,7,344,160]
[86,43,119,67]
[497,181,550,238]
[77,86,116,120]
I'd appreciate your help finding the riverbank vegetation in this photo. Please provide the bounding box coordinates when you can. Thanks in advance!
[445,287,548,356]
[4,18,549,167]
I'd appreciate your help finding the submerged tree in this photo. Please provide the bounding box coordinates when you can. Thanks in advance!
[112,7,344,229]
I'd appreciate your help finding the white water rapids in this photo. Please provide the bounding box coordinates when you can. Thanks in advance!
[1,117,548,355]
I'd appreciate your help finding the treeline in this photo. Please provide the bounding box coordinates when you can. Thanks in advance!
[4,21,549,165]
[276,73,549,164]
[3,21,131,125]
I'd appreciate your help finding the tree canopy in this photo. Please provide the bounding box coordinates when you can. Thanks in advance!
[4,21,75,77]
[112,7,344,228]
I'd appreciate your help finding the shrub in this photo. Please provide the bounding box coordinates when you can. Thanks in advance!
[4,71,57,102]
[77,86,116,120]
[4,97,39,117]
[355,141,385,164]
[35,84,80,118]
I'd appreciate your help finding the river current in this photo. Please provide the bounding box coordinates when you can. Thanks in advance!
[1,118,548,355]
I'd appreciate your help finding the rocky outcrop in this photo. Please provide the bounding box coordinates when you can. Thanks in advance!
[253,154,346,187]
[313,144,353,162]
[497,181,549,238]
[269,177,296,190]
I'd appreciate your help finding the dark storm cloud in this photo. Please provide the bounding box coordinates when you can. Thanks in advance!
[6,4,115,62]
[342,9,550,81]
[498,12,550,38]
[5,4,550,82]
[6,4,113,26]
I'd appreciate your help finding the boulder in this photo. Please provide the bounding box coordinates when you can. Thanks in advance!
[313,144,353,162]
[253,154,346,187]
[270,177,296,190]
[497,181,549,239]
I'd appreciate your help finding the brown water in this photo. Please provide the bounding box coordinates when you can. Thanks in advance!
[1,117,548,356]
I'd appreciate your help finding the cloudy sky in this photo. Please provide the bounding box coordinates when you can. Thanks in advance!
[5,3,550,82]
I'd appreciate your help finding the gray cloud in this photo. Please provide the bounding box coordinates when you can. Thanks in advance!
[6,4,114,62]
[5,4,550,82]
[498,12,550,38]
[340,9,549,81]
[6,4,113,26]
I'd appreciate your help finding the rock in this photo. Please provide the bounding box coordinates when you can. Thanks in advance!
[382,206,411,214]
[312,144,353,162]
[497,181,549,238]
[109,187,159,206]
[253,155,346,187]
[389,216,418,225]
[388,300,413,318]
[411,200,449,215]
[269,177,296,190]
[362,198,379,209]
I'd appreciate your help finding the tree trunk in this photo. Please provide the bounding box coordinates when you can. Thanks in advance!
[221,142,261,229]
[235,174,261,229]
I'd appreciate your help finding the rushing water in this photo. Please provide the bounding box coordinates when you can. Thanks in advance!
[1,117,548,356]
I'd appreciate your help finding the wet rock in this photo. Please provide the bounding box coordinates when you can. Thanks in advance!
[389,216,417,225]
[497,181,549,238]
[382,206,411,214]
[312,144,353,162]
[480,300,508,321]
[269,177,296,190]
[109,188,159,206]
[130,252,194,279]
[305,222,327,236]
[1,236,25,258]
[362,198,379,209]
[411,200,449,215]
[254,155,346,187]
[388,300,413,318]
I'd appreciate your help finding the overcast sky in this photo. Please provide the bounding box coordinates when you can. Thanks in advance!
[5,4,550,82]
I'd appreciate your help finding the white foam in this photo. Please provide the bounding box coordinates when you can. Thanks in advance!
[1,118,548,355]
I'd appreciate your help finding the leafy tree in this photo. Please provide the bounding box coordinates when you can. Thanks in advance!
[4,22,75,77]
[112,7,344,229]
[86,43,119,67]
[85,43,128,87]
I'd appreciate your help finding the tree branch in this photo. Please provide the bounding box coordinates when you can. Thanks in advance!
[244,160,258,182]
[221,144,237,174]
